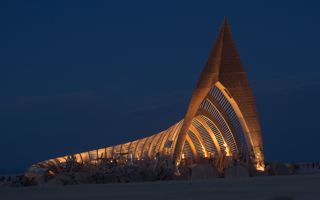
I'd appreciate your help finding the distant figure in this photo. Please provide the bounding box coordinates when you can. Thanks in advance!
[113,158,117,166]
[290,163,296,174]
[307,163,309,169]
[316,161,319,166]
[297,164,301,170]
[312,162,315,169]
[16,176,21,187]
[7,176,11,182]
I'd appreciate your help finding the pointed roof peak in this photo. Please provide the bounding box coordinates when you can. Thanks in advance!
[221,16,229,28]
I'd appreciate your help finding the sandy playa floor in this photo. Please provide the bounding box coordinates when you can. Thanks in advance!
[1,172,320,200]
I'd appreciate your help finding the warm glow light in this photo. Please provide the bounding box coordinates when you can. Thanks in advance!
[224,143,230,156]
[202,146,207,157]
[225,147,230,156]
[48,171,55,175]
[256,163,265,171]
[182,154,185,159]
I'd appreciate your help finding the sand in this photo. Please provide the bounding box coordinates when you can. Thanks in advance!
[1,170,320,200]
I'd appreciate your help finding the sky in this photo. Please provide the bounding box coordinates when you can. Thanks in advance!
[1,1,320,174]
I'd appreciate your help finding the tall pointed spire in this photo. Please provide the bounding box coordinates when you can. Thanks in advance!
[216,16,263,157]
[175,16,263,167]
[174,17,229,164]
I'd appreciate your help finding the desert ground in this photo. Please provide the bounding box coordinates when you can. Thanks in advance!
[1,168,320,200]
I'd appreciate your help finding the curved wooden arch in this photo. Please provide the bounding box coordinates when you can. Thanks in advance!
[147,133,159,157]
[160,123,180,157]
[185,135,199,161]
[141,135,156,159]
[205,94,242,152]
[159,124,178,157]
[196,108,237,153]
[195,108,231,151]
[135,138,147,160]
[150,131,165,162]
[194,116,222,156]
[189,124,209,157]
[49,159,60,168]
[168,120,184,159]
[126,142,133,160]
[215,82,256,153]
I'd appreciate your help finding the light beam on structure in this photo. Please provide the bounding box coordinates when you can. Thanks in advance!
[27,16,264,173]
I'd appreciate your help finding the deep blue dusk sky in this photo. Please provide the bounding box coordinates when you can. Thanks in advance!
[1,1,320,174]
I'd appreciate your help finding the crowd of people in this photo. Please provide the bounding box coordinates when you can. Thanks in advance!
[306,161,319,169]
[0,175,25,186]
[0,175,11,182]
